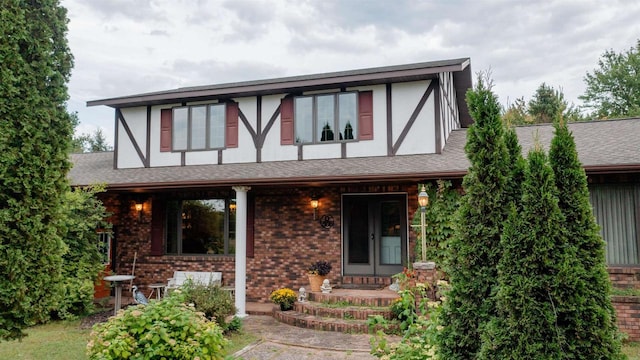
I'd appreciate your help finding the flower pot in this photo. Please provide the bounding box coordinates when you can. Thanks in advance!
[308,274,324,292]
[279,303,293,311]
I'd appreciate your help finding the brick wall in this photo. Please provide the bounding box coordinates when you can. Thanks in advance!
[609,267,640,289]
[612,296,640,341]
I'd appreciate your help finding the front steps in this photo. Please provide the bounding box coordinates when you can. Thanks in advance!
[340,275,393,289]
[273,288,400,333]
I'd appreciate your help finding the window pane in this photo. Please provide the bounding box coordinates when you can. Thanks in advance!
[295,97,313,143]
[173,107,188,151]
[209,104,225,148]
[339,93,357,140]
[191,106,207,150]
[317,95,335,142]
[181,199,225,254]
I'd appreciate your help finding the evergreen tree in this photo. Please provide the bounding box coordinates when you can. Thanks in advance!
[479,146,576,359]
[437,74,511,359]
[549,120,625,359]
[0,1,74,340]
[503,125,525,211]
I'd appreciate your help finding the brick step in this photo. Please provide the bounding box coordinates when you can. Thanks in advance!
[294,301,394,321]
[340,276,393,289]
[309,288,399,307]
[274,309,384,334]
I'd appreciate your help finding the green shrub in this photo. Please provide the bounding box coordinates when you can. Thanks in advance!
[87,293,227,360]
[181,279,236,330]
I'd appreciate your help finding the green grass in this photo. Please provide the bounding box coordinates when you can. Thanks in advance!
[0,321,91,360]
[624,342,640,360]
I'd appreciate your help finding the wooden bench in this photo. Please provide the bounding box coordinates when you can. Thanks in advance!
[167,271,222,289]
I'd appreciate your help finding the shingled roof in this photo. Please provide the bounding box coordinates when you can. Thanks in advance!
[69,118,640,191]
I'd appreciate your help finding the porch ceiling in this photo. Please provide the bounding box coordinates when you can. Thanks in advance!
[69,118,640,191]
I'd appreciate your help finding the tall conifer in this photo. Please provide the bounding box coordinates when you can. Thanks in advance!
[480,146,575,359]
[549,121,624,358]
[0,1,74,340]
[437,74,510,359]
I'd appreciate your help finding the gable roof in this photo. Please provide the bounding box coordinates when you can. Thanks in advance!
[87,58,473,127]
[69,118,640,191]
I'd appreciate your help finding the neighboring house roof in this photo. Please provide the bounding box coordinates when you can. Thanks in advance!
[87,58,473,127]
[69,118,640,191]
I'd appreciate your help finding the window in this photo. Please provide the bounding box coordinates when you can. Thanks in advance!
[172,103,226,151]
[294,92,358,144]
[165,198,236,255]
[590,184,640,265]
[97,231,112,265]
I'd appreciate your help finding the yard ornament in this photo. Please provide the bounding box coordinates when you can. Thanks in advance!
[132,285,149,305]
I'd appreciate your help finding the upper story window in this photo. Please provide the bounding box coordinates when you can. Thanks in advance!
[172,103,226,151]
[294,92,358,144]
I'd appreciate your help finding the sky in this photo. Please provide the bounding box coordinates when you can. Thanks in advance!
[61,0,640,146]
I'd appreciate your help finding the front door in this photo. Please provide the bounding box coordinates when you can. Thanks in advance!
[343,194,407,276]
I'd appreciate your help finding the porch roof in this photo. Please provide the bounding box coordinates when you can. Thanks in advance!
[68,118,640,191]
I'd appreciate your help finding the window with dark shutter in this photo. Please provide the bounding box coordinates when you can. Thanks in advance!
[160,109,172,152]
[358,91,373,140]
[280,97,294,145]
[226,102,239,148]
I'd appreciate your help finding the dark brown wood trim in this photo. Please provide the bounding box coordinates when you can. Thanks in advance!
[440,74,458,126]
[256,96,262,163]
[259,104,281,149]
[218,150,223,165]
[117,108,147,167]
[181,152,185,166]
[434,80,442,154]
[113,109,119,169]
[298,145,303,161]
[386,83,393,156]
[341,142,347,159]
[238,108,258,143]
[391,81,436,155]
[146,106,151,167]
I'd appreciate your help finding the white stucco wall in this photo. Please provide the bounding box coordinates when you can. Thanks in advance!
[116,107,148,169]
[260,95,298,162]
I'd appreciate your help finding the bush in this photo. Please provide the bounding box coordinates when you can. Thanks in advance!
[269,288,297,309]
[180,279,236,330]
[87,293,227,360]
[307,261,332,276]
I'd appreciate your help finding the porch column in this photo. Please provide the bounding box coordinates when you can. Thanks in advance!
[232,186,250,317]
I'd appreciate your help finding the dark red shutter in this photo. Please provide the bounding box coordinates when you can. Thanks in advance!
[150,198,165,256]
[246,194,255,258]
[358,91,373,140]
[280,97,294,145]
[160,109,172,152]
[225,102,239,148]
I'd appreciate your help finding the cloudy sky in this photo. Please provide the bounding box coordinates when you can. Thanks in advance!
[61,0,640,146]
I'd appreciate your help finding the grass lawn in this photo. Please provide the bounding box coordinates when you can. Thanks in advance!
[0,320,258,360]
[0,320,637,359]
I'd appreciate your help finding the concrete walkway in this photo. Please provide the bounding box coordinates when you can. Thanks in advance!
[233,315,386,359]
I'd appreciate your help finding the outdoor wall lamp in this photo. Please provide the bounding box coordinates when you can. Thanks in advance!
[418,185,429,262]
[135,201,143,222]
[310,195,319,220]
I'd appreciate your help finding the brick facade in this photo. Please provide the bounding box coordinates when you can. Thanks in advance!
[100,183,420,303]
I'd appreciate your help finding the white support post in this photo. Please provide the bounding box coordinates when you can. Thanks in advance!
[232,186,250,317]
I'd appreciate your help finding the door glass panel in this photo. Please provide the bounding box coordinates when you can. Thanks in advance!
[380,201,401,265]
[348,198,369,264]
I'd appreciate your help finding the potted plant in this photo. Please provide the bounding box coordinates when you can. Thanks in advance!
[307,260,332,292]
[269,288,297,311]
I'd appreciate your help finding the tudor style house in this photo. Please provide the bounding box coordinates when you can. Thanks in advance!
[71,58,640,317]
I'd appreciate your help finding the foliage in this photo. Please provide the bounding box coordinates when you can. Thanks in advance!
[549,120,625,358]
[479,146,577,359]
[53,185,110,320]
[307,260,332,276]
[503,84,584,125]
[436,72,512,359]
[86,292,227,360]
[580,39,640,119]
[180,279,237,331]
[369,280,448,359]
[412,181,461,265]
[269,288,297,309]
[0,1,74,341]
[72,128,112,153]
